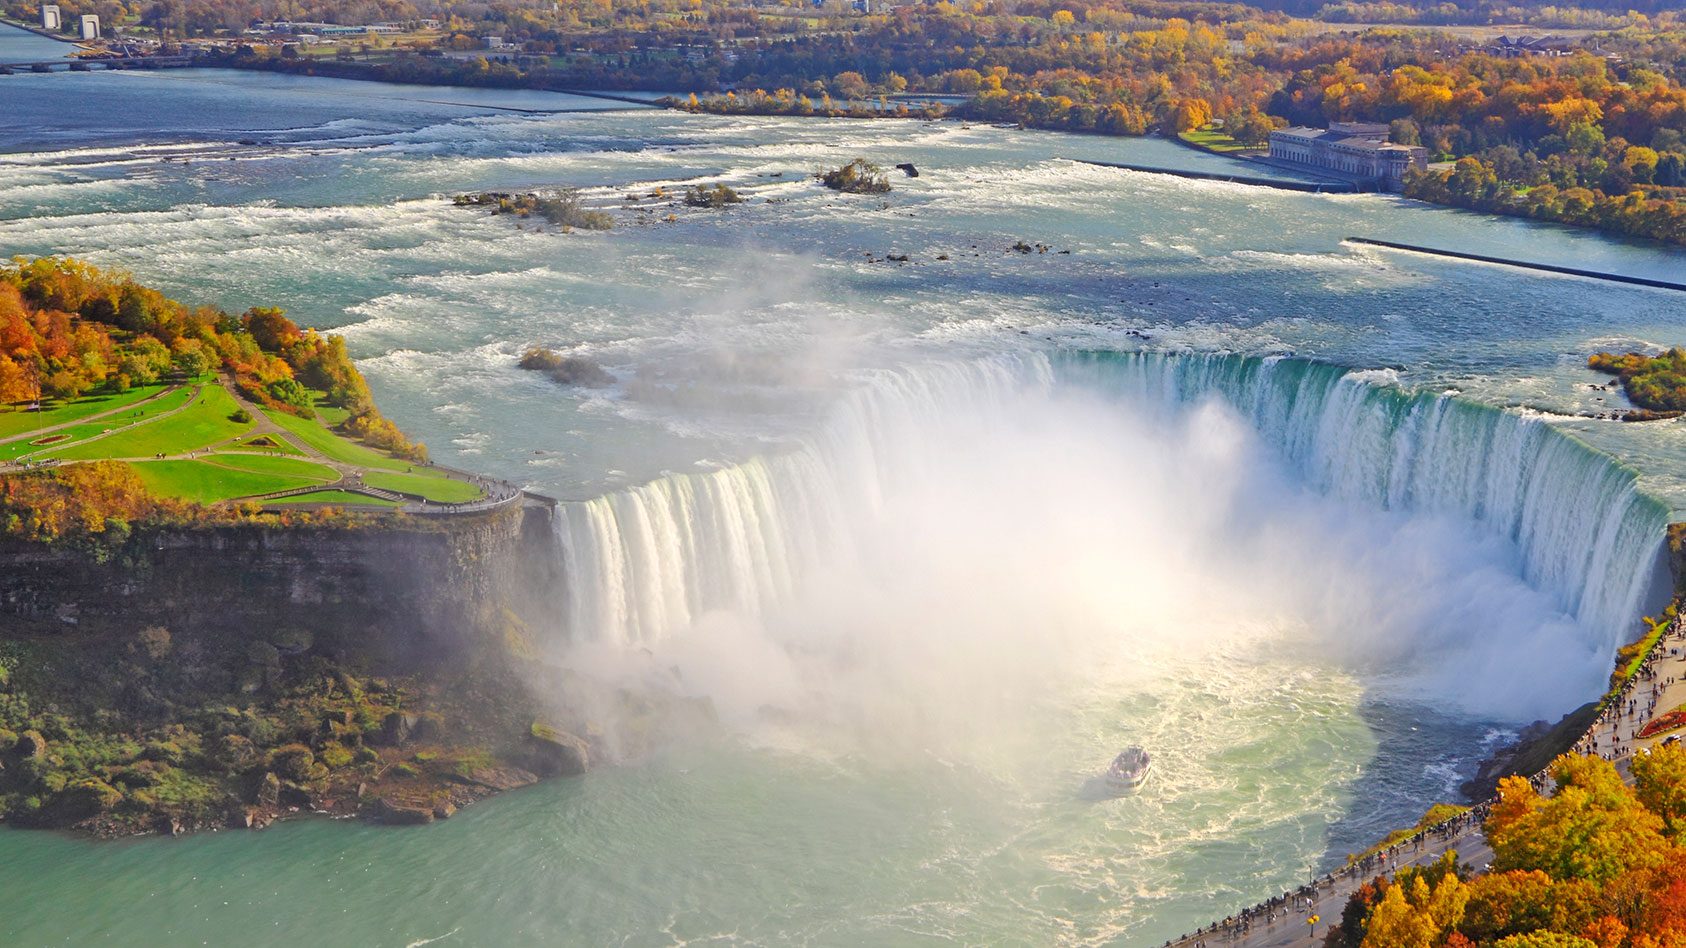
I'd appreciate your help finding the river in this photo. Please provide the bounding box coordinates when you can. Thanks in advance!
[2,64,1685,946]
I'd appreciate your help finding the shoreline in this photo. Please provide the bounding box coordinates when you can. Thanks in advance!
[0,18,79,45]
[1167,588,1686,948]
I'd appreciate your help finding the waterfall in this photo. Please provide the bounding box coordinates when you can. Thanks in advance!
[555,351,1669,654]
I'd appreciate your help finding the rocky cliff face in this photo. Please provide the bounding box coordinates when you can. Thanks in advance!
[0,502,563,671]
[0,502,585,836]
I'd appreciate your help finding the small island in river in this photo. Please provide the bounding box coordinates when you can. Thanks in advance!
[1590,349,1686,419]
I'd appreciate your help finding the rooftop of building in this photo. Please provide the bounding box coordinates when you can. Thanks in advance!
[1269,125,1426,154]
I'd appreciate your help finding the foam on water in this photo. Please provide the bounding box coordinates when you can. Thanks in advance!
[3,87,1685,944]
[554,352,1666,721]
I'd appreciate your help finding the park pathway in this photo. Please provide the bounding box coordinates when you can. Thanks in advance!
[4,375,531,514]
[0,384,203,470]
[0,383,182,446]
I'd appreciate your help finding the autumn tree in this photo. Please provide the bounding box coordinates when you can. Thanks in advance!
[1485,757,1669,887]
[1632,742,1686,838]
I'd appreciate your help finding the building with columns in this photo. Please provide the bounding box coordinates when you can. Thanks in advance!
[1267,122,1429,191]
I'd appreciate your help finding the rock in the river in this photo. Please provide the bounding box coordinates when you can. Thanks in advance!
[452,766,539,792]
[518,347,614,388]
[373,798,435,825]
[526,723,589,777]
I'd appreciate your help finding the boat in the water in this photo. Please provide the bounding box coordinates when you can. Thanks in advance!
[1103,746,1151,793]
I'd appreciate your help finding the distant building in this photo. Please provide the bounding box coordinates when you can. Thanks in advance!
[1267,122,1428,191]
[264,20,401,36]
[41,5,61,30]
[1490,35,1571,57]
[78,14,100,40]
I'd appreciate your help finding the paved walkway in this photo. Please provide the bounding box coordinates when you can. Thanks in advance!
[1167,615,1686,948]
[0,384,203,470]
[1577,622,1686,764]
[4,377,532,514]
[0,383,182,446]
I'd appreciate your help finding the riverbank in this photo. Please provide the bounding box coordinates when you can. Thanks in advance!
[1169,579,1686,948]
[0,18,79,46]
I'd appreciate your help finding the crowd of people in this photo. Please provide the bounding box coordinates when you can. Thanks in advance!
[1167,613,1686,948]
[1577,619,1686,761]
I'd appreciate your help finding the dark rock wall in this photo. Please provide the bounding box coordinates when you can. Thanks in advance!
[0,503,565,672]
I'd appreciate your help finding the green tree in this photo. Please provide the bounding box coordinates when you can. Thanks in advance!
[1462,871,1597,944]
[1633,742,1686,838]
[1485,758,1669,887]
[171,345,211,379]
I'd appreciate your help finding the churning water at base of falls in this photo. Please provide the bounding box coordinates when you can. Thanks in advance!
[2,68,1685,947]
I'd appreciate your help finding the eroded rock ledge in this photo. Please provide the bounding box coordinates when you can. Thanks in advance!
[0,502,595,837]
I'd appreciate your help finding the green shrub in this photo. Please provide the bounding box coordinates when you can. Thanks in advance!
[684,183,744,208]
[1590,349,1686,412]
[269,744,314,782]
[817,159,891,194]
[318,742,354,769]
[140,742,185,762]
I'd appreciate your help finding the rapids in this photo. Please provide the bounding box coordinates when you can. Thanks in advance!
[2,63,1684,946]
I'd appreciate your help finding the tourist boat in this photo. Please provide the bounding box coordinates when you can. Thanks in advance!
[1103,746,1152,793]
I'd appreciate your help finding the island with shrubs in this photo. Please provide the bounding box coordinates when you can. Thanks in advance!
[1590,349,1686,419]
[452,188,614,231]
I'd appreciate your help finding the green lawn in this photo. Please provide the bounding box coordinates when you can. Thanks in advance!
[268,489,401,508]
[1179,128,1255,153]
[204,453,339,483]
[0,384,171,440]
[311,394,352,428]
[47,386,250,461]
[260,406,411,472]
[362,470,484,503]
[231,433,305,456]
[1,386,199,462]
[128,459,323,505]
